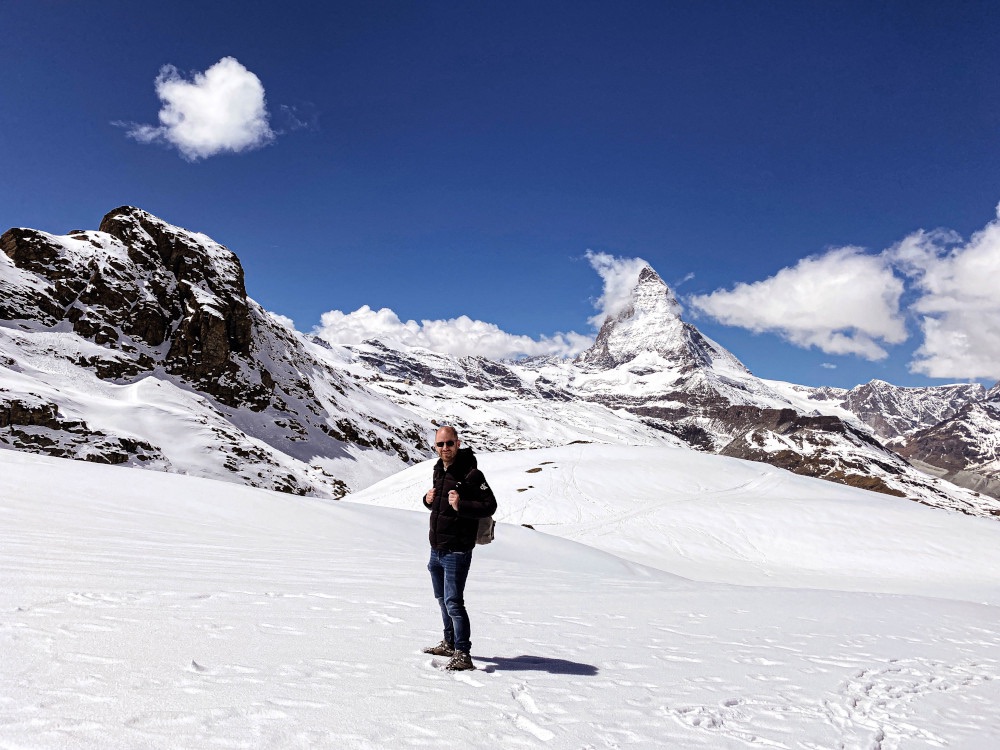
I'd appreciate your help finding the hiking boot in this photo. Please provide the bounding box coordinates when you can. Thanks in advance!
[445,650,475,671]
[422,640,455,656]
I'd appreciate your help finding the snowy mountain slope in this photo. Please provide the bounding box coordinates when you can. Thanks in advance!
[766,375,1000,501]
[841,379,987,440]
[764,377,988,442]
[1,207,429,496]
[898,385,1000,499]
[347,443,1000,601]
[4,449,1000,749]
[344,338,687,452]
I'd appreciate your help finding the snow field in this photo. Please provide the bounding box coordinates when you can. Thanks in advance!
[2,448,1000,748]
[350,443,1000,604]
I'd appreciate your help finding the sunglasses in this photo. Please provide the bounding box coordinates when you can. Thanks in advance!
[435,440,456,448]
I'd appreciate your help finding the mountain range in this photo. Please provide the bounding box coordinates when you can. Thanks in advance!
[2,206,999,517]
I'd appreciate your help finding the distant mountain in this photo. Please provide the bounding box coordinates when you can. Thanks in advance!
[763,377,1000,500]
[766,378,987,442]
[2,207,998,518]
[896,383,1000,498]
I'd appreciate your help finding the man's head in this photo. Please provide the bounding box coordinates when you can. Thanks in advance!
[434,425,460,467]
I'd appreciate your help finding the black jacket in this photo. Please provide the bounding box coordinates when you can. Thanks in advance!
[422,447,497,551]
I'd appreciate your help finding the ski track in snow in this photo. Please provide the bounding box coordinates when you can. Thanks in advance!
[3,451,1000,748]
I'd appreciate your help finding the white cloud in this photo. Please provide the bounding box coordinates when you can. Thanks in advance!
[584,251,651,327]
[312,251,661,360]
[125,57,274,161]
[313,305,592,359]
[890,208,1000,380]
[689,247,908,361]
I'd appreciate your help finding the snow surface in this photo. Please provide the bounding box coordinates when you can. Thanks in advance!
[4,447,1000,749]
[349,444,1000,604]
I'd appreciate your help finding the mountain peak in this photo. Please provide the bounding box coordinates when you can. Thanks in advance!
[633,266,683,317]
[577,266,683,368]
[577,264,748,378]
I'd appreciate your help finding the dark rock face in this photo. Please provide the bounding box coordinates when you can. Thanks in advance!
[2,207,271,408]
[0,394,162,465]
[100,207,268,408]
[1,207,428,498]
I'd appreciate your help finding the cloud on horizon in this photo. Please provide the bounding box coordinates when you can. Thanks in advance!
[123,57,274,161]
[313,306,593,359]
[689,206,1000,379]
[312,251,657,359]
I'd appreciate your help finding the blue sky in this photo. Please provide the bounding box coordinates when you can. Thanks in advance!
[3,1,1000,388]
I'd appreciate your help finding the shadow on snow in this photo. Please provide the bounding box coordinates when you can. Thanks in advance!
[478,655,599,676]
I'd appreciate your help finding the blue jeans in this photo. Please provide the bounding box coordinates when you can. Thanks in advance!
[427,549,473,654]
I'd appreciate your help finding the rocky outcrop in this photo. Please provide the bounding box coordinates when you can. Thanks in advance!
[0,208,428,497]
[0,393,162,465]
[1,207,271,408]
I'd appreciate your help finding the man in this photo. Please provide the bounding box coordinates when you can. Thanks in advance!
[421,425,496,671]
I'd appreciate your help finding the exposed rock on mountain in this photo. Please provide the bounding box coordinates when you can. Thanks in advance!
[842,380,986,441]
[1,207,427,496]
[896,383,1000,499]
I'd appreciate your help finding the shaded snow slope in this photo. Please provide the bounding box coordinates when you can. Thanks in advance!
[3,450,1000,748]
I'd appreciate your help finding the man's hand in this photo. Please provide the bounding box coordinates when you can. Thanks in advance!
[448,490,460,511]
[425,488,434,506]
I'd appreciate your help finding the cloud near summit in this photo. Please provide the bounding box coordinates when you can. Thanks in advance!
[313,252,650,359]
[584,251,652,327]
[124,57,274,161]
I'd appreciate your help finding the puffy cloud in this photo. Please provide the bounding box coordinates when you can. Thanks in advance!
[584,250,652,326]
[890,209,1000,380]
[125,57,274,160]
[313,251,663,359]
[314,305,592,359]
[689,247,908,361]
